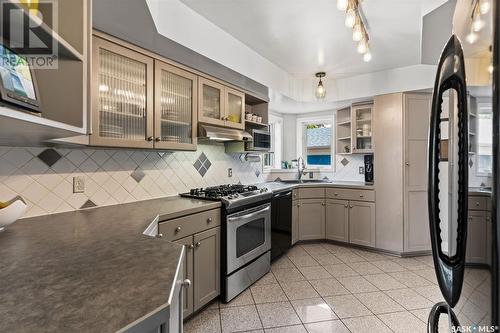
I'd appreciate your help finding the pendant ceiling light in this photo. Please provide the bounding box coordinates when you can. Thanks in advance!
[337,0,372,62]
[315,72,327,100]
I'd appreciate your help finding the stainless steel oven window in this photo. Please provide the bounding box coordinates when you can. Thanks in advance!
[226,203,271,274]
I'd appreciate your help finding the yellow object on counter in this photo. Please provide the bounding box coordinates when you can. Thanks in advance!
[0,201,8,209]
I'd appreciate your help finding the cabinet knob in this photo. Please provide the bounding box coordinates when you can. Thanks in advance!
[147,136,154,142]
[207,217,213,223]
[405,162,410,166]
[188,244,194,249]
[155,137,161,142]
[156,233,163,238]
[195,242,201,247]
[349,205,353,208]
[476,202,480,206]
[334,193,338,196]
[182,279,191,288]
[344,204,348,208]
[175,226,181,233]
[359,194,364,198]
[322,202,326,206]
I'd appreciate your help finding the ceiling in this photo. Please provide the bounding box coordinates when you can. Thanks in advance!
[180,0,447,78]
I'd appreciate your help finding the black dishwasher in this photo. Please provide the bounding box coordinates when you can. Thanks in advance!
[271,190,292,261]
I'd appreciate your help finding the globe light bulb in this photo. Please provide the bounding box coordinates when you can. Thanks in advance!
[352,23,363,42]
[315,80,326,99]
[363,51,372,62]
[345,9,356,28]
[472,15,485,32]
[480,0,491,14]
[357,39,368,54]
[337,0,348,11]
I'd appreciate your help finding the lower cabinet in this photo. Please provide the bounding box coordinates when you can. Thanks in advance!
[298,199,325,240]
[349,201,376,247]
[325,199,349,242]
[193,227,220,311]
[291,202,299,245]
[174,236,194,318]
[466,210,490,265]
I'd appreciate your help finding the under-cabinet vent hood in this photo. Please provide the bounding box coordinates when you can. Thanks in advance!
[198,125,253,142]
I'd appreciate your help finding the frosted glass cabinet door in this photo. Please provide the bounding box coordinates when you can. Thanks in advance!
[198,77,226,127]
[154,61,197,150]
[91,36,154,148]
[225,88,245,130]
[352,104,373,154]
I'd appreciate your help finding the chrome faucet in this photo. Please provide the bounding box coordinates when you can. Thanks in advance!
[297,157,306,181]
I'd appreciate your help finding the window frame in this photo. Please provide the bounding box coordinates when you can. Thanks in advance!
[263,114,283,171]
[475,101,492,176]
[296,114,335,171]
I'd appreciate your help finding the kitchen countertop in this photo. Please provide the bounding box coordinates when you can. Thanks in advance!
[260,180,374,193]
[469,187,492,197]
[0,196,220,333]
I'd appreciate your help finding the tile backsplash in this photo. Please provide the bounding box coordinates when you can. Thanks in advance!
[0,144,263,218]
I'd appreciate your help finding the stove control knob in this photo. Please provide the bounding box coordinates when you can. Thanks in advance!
[234,194,239,197]
[228,195,233,199]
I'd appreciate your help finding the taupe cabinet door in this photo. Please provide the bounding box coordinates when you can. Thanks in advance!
[193,226,220,311]
[298,199,325,240]
[174,236,194,318]
[326,199,349,242]
[292,202,299,245]
[466,211,490,264]
[404,94,432,252]
[349,201,375,247]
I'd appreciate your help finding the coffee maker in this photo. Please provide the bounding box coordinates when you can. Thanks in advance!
[364,155,373,184]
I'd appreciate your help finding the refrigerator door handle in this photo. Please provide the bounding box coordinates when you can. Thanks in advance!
[427,302,461,333]
[428,34,469,308]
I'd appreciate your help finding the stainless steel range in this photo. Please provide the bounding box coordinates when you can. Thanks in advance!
[180,184,272,302]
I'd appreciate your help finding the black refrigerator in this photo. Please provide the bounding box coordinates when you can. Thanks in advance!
[427,1,498,331]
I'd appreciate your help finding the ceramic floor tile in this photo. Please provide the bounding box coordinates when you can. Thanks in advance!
[323,294,372,319]
[409,308,431,323]
[289,255,319,268]
[291,297,337,323]
[304,320,350,333]
[391,257,430,271]
[298,265,332,280]
[206,299,220,310]
[413,269,439,284]
[301,243,330,255]
[250,283,287,304]
[347,261,384,275]
[323,263,359,278]
[372,260,407,273]
[256,301,301,328]
[272,267,306,282]
[389,271,433,288]
[264,325,307,333]
[309,253,342,266]
[336,275,378,294]
[322,243,353,254]
[413,285,445,303]
[378,311,427,332]
[343,315,392,333]
[385,288,434,310]
[253,272,278,287]
[280,280,320,300]
[184,308,221,333]
[220,305,262,333]
[363,273,406,291]
[414,255,434,267]
[286,246,309,258]
[354,291,405,314]
[334,251,366,263]
[220,289,255,308]
[272,256,295,270]
[354,250,392,261]
[309,278,350,296]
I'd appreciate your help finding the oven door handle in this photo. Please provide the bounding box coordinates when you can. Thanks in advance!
[227,204,271,222]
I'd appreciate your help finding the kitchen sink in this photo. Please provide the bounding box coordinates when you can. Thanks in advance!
[279,179,331,184]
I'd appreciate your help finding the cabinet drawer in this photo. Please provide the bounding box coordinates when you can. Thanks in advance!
[468,196,489,211]
[326,188,375,202]
[298,187,325,199]
[159,209,221,241]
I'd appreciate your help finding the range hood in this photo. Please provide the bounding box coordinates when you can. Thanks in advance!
[199,125,253,142]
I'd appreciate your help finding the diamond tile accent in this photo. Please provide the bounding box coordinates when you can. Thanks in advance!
[130,169,145,183]
[198,166,208,177]
[341,158,349,166]
[255,169,261,177]
[469,158,474,168]
[37,149,62,167]
[275,177,282,182]
[80,199,97,209]
[193,152,212,177]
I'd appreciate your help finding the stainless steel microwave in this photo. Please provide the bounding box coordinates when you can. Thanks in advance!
[246,129,271,151]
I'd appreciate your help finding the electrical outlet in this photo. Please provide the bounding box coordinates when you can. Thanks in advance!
[73,176,85,193]
[359,166,365,174]
[228,168,233,177]
[309,172,314,179]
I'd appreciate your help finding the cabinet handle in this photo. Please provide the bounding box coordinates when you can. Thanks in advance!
[156,233,163,238]
[182,279,191,288]
[147,136,154,142]
[195,242,201,247]
[175,226,181,233]
[334,193,339,196]
[207,217,213,223]
[188,244,194,249]
[155,137,161,142]
[359,194,364,198]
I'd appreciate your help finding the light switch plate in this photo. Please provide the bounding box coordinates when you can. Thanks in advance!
[359,166,365,174]
[73,176,85,193]
[228,168,233,177]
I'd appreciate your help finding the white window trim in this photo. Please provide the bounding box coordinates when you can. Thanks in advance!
[296,114,335,171]
[475,101,493,177]
[263,114,284,172]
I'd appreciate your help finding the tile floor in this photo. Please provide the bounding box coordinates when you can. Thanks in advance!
[184,242,487,333]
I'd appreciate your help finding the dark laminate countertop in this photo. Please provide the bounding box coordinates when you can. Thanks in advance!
[0,196,221,333]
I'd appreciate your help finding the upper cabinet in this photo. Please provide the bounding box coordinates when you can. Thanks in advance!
[199,78,245,130]
[154,60,197,150]
[91,36,154,148]
[335,103,373,155]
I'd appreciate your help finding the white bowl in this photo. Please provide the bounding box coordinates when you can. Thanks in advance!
[0,196,27,231]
